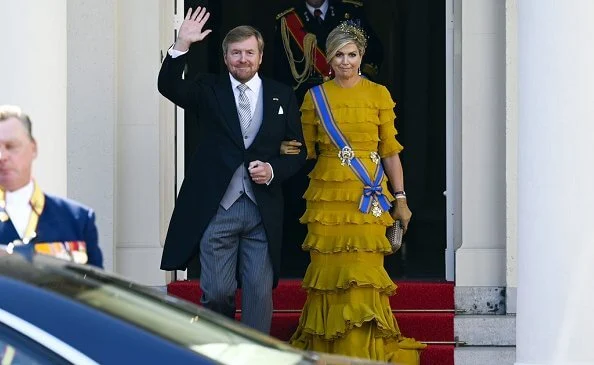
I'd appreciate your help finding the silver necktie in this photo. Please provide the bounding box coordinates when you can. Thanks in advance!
[237,84,252,132]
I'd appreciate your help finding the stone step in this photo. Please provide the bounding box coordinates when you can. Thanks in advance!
[455,347,515,365]
[455,314,516,346]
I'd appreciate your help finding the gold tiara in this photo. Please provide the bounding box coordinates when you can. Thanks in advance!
[336,20,368,49]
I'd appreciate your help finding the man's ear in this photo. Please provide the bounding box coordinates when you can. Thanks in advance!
[32,139,38,159]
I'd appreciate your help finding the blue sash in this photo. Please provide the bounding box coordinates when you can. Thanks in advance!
[310,85,391,217]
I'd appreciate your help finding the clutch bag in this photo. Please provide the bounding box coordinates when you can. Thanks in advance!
[386,220,404,253]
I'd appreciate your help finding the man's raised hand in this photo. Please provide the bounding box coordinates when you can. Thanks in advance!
[174,7,212,51]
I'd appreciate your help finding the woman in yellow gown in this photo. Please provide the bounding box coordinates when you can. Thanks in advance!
[285,22,426,364]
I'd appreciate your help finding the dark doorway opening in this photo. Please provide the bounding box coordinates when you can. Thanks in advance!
[182,0,446,279]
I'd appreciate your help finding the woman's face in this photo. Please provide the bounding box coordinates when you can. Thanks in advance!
[329,42,362,80]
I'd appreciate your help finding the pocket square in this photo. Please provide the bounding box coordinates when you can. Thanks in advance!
[278,106,284,114]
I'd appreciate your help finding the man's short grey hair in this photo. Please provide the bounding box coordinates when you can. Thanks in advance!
[0,105,33,140]
[222,25,265,55]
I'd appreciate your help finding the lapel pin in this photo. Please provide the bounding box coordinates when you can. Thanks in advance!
[273,97,279,101]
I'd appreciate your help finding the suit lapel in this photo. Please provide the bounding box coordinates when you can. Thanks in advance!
[214,75,244,149]
[0,219,20,244]
[250,79,277,149]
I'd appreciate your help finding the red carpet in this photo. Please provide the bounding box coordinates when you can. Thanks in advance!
[168,279,454,365]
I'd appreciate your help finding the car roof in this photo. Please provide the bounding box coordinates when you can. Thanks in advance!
[0,253,216,364]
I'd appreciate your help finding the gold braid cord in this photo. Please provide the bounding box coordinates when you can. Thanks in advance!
[280,17,317,90]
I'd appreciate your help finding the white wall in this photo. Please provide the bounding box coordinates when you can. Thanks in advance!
[455,0,507,286]
[0,0,67,197]
[516,0,594,363]
[66,0,168,283]
[67,0,117,271]
[114,0,170,285]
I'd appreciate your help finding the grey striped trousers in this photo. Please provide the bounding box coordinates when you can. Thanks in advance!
[199,194,273,333]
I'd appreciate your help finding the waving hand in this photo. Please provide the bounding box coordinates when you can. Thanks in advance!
[173,7,212,52]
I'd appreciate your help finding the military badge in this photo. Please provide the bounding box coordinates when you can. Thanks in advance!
[35,242,72,262]
[34,241,88,264]
[66,241,88,264]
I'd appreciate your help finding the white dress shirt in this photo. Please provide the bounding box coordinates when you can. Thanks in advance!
[5,180,34,238]
[164,47,274,183]
[228,72,262,117]
[306,0,329,20]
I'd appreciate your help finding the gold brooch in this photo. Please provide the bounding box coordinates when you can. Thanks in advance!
[370,152,380,164]
[371,200,383,217]
[338,146,355,166]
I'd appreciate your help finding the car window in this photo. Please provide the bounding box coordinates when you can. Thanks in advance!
[19,257,309,365]
[0,323,70,365]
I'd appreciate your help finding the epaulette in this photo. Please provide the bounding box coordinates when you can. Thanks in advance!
[276,7,295,20]
[342,0,363,7]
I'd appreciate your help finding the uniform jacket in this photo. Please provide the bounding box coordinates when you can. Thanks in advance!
[157,53,306,286]
[0,191,103,268]
[274,0,384,102]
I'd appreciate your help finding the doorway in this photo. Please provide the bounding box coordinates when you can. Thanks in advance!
[182,0,446,279]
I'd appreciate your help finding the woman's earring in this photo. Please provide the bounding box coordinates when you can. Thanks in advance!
[358,67,361,75]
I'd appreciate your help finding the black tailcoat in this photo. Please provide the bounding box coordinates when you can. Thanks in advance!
[158,53,306,287]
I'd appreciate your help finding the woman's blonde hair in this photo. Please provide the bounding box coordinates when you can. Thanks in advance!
[325,21,367,63]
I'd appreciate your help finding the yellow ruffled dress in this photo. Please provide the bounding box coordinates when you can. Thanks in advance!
[289,79,426,364]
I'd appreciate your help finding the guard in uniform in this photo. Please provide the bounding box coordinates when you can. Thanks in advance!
[0,105,103,268]
[274,1,384,277]
[274,0,384,103]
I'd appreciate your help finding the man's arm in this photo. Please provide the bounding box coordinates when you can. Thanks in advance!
[84,210,103,268]
[265,88,307,184]
[157,7,212,109]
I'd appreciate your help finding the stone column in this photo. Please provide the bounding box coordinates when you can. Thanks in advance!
[455,0,506,289]
[0,0,68,196]
[66,0,117,271]
[516,1,594,364]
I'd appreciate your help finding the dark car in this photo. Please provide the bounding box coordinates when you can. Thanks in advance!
[0,247,388,365]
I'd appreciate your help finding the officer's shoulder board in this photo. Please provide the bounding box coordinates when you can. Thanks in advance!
[276,7,296,20]
[342,0,364,7]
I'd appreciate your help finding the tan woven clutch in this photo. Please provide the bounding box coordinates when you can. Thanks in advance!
[386,220,404,253]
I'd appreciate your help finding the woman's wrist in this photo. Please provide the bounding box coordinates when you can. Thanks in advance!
[394,190,406,199]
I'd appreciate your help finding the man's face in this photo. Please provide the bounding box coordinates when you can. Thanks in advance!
[0,117,37,192]
[306,0,325,8]
[223,36,263,83]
